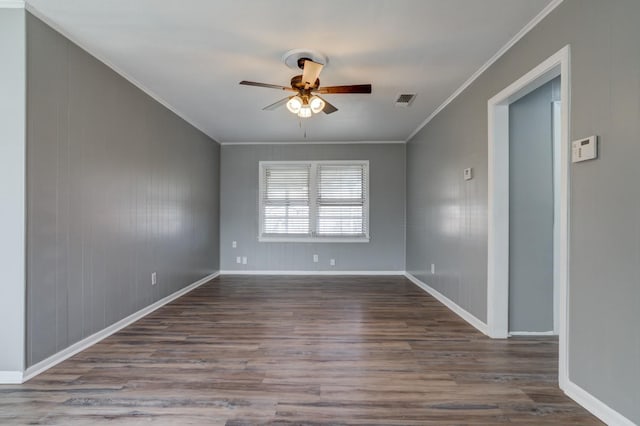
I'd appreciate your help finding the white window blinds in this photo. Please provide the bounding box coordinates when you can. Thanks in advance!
[259,161,369,242]
[261,165,310,235]
[316,164,368,237]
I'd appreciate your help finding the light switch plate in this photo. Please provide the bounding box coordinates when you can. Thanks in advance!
[572,136,598,163]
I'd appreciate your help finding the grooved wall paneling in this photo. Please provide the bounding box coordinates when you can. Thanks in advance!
[26,13,220,367]
[220,144,405,272]
[406,0,640,421]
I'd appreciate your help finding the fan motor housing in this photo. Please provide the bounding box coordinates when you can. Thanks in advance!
[291,75,320,91]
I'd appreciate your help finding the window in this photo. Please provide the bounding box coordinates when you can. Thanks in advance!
[259,161,369,242]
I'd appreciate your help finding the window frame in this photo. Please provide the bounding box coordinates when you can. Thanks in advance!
[258,160,370,243]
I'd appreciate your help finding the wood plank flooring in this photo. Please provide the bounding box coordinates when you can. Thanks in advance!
[0,275,602,425]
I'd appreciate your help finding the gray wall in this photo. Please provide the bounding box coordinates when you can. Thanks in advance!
[0,8,26,374]
[220,144,405,272]
[26,14,220,367]
[405,98,488,322]
[508,78,557,333]
[406,0,640,422]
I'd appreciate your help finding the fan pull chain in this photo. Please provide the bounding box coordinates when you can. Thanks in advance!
[298,119,307,139]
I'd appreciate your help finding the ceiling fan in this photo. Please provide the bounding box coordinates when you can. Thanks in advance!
[239,52,372,118]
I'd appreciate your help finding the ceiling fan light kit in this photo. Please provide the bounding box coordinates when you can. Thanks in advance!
[240,49,372,119]
[285,95,326,118]
[309,96,325,113]
[298,105,312,118]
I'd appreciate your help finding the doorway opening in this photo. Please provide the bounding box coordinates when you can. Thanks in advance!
[508,76,560,335]
[487,45,571,386]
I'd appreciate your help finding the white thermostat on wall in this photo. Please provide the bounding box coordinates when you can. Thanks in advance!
[572,136,598,163]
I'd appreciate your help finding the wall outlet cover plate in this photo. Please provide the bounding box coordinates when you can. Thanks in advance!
[464,168,473,180]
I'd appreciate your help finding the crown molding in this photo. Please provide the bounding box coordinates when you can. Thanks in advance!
[0,0,25,8]
[405,0,564,142]
[220,270,404,276]
[220,140,405,146]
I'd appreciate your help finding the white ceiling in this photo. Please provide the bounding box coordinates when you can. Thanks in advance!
[25,0,553,143]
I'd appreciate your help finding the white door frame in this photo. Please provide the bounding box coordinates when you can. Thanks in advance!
[487,45,571,386]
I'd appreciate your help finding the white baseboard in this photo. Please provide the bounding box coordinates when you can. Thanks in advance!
[562,378,636,426]
[0,371,23,384]
[220,270,405,276]
[509,331,556,336]
[20,271,219,383]
[404,272,489,335]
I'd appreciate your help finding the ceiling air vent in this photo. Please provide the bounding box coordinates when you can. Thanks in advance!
[395,93,416,107]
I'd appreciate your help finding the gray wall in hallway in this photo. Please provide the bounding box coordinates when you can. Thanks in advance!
[406,0,639,422]
[220,144,405,272]
[508,77,557,333]
[26,13,220,367]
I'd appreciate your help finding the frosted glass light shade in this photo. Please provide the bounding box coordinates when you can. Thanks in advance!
[309,96,325,113]
[286,96,303,113]
[298,105,312,118]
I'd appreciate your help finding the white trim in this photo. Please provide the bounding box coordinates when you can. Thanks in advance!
[259,160,370,165]
[509,331,555,336]
[0,0,24,8]
[20,272,219,383]
[0,4,26,382]
[258,236,369,243]
[563,380,637,426]
[487,44,571,383]
[220,140,406,146]
[552,100,562,335]
[487,100,510,339]
[220,270,404,276]
[405,0,564,142]
[23,3,219,144]
[404,272,489,335]
[259,160,370,242]
[487,45,570,345]
[0,371,23,384]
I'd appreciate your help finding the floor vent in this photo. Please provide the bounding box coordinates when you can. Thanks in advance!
[395,93,416,106]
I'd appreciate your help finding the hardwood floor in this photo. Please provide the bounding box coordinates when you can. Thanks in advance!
[1,275,602,425]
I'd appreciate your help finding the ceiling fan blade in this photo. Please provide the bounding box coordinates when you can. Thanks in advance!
[318,96,338,114]
[316,84,372,94]
[302,60,324,89]
[239,80,296,91]
[262,97,291,111]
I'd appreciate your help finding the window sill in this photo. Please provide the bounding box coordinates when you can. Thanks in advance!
[258,236,370,243]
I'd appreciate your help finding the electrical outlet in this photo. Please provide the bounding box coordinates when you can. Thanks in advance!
[232,241,237,248]
[236,256,241,264]
[330,259,336,266]
[464,168,473,181]
[242,256,247,265]
[431,264,435,274]
[151,272,157,285]
[313,254,319,263]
